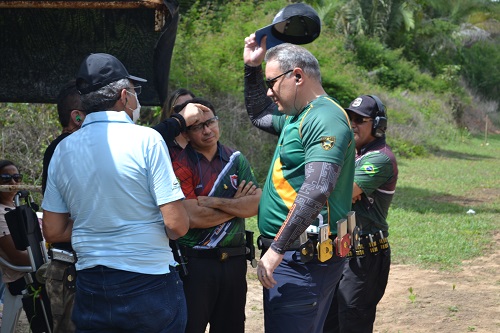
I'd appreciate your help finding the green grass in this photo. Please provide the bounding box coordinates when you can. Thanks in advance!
[246,134,500,271]
[388,135,500,270]
[388,134,499,270]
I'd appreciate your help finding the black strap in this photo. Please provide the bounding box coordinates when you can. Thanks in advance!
[8,277,27,295]
[182,246,247,261]
[170,113,187,132]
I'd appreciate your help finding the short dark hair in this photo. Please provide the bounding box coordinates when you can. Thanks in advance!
[57,80,82,127]
[173,97,216,116]
[0,159,17,172]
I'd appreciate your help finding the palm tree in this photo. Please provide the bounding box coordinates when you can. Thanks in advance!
[324,0,415,44]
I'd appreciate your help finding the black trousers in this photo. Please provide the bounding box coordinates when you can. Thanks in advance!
[182,254,247,333]
[323,247,391,333]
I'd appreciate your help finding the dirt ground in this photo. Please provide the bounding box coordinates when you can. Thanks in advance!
[244,232,500,333]
[10,232,498,332]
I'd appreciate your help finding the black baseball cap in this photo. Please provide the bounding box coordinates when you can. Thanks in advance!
[76,53,146,94]
[345,95,379,118]
[255,3,321,49]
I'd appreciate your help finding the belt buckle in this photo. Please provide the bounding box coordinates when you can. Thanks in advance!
[51,248,75,264]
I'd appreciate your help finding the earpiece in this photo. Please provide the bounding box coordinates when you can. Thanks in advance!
[75,115,81,123]
[295,74,301,83]
[368,95,387,138]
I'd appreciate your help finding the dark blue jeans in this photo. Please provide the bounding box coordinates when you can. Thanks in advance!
[73,266,187,333]
[263,251,345,333]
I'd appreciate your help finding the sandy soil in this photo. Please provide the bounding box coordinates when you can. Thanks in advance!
[244,232,500,333]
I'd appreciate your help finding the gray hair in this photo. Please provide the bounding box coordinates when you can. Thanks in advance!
[265,43,321,83]
[80,79,131,114]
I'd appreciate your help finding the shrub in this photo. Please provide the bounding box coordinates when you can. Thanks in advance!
[0,102,60,201]
[352,36,451,93]
[461,40,500,104]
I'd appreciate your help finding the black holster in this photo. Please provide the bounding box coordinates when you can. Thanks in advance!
[245,230,257,267]
[171,240,188,277]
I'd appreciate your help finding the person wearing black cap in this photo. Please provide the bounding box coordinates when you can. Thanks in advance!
[42,53,191,332]
[324,95,399,333]
[243,20,355,333]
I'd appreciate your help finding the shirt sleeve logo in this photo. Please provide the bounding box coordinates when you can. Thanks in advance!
[320,136,336,150]
[361,162,378,175]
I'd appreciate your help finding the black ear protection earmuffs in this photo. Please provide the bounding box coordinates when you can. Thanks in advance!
[295,74,301,83]
[368,95,387,138]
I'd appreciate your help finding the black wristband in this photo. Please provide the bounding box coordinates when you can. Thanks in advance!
[170,113,187,132]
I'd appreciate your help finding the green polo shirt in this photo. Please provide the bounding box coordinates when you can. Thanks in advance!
[258,95,355,237]
[353,138,398,235]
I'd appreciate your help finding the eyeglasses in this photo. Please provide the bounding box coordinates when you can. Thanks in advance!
[265,69,293,90]
[128,85,142,96]
[350,115,373,125]
[187,116,219,133]
[0,173,23,184]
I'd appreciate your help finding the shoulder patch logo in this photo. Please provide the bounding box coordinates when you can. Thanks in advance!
[230,174,238,189]
[320,136,336,150]
[172,179,181,190]
[361,162,378,175]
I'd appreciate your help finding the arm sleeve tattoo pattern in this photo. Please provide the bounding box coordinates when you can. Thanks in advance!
[271,161,341,254]
[244,64,278,135]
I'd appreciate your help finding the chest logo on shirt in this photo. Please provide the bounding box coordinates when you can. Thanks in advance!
[230,174,238,189]
[320,136,336,150]
[361,162,378,175]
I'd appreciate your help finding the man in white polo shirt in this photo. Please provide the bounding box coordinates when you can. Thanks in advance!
[42,53,192,333]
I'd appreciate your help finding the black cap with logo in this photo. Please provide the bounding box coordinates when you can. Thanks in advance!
[345,95,380,118]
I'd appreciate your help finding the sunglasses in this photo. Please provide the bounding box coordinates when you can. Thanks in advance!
[187,116,219,132]
[350,115,373,125]
[0,173,23,183]
[265,69,293,90]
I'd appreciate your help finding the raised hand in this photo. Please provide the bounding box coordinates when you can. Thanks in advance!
[178,103,212,127]
[243,33,267,67]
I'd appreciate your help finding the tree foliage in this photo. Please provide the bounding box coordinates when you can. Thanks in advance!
[0,103,59,197]
[1,0,498,188]
[461,40,500,101]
